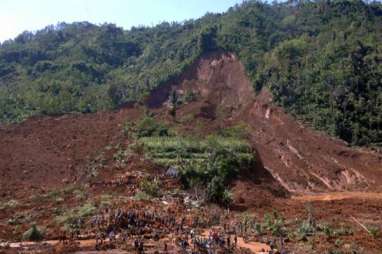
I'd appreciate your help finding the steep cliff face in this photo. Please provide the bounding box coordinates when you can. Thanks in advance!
[147,52,255,118]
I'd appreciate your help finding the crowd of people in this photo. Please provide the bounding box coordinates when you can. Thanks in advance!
[57,205,287,253]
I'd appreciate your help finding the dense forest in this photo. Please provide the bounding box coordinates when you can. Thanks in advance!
[0,0,381,146]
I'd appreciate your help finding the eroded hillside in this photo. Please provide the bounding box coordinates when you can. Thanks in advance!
[0,52,382,253]
[147,51,382,193]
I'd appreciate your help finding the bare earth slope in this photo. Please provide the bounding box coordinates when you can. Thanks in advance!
[0,109,141,198]
[243,89,382,193]
[1,52,382,253]
[1,51,381,198]
[149,51,382,193]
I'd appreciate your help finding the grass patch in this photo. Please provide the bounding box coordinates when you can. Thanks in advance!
[217,123,251,139]
[98,194,113,208]
[124,116,170,138]
[139,135,254,167]
[139,177,162,197]
[55,203,96,231]
[133,191,152,201]
[368,225,380,238]
[138,135,256,206]
[263,212,287,237]
[7,212,34,226]
[73,189,87,201]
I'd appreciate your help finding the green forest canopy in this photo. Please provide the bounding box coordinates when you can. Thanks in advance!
[0,0,381,147]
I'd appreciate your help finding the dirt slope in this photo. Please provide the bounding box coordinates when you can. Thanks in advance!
[147,51,254,118]
[242,89,382,193]
[150,51,382,193]
[1,51,382,253]
[1,51,382,198]
[0,108,141,198]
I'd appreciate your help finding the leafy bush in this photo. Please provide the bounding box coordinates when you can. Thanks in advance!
[297,220,316,240]
[206,176,226,204]
[55,203,96,231]
[321,224,334,239]
[255,223,264,235]
[177,142,256,190]
[263,212,287,237]
[368,226,380,238]
[139,177,161,197]
[128,116,169,138]
[76,203,96,218]
[22,225,43,241]
[297,204,317,240]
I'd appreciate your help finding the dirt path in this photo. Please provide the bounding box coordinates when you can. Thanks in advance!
[202,229,270,253]
[236,237,270,253]
[292,192,382,202]
[1,237,271,254]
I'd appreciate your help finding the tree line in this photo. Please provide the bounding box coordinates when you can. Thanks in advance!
[0,0,381,146]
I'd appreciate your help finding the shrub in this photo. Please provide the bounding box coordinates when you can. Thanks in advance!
[255,223,264,235]
[123,121,135,137]
[22,225,43,241]
[205,176,232,206]
[297,204,317,240]
[321,224,334,239]
[136,117,169,138]
[297,220,316,240]
[133,191,151,201]
[263,212,287,237]
[222,190,233,207]
[217,123,250,139]
[368,226,380,238]
[55,203,96,231]
[139,178,161,197]
[113,147,129,166]
[76,203,96,218]
[206,176,225,204]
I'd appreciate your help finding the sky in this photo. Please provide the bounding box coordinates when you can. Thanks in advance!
[0,0,244,42]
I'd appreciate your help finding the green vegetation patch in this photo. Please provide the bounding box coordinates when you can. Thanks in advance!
[138,135,256,206]
[22,225,44,242]
[55,203,96,231]
[140,135,253,165]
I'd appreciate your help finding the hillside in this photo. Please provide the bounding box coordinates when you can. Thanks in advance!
[1,0,382,146]
[1,1,382,253]
[1,51,382,253]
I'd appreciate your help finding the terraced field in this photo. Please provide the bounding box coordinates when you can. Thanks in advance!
[139,136,255,167]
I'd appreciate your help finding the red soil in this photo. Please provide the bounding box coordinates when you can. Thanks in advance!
[1,51,382,253]
[0,108,142,198]
[150,51,382,193]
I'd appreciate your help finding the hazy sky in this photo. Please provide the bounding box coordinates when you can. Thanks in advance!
[0,0,244,42]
